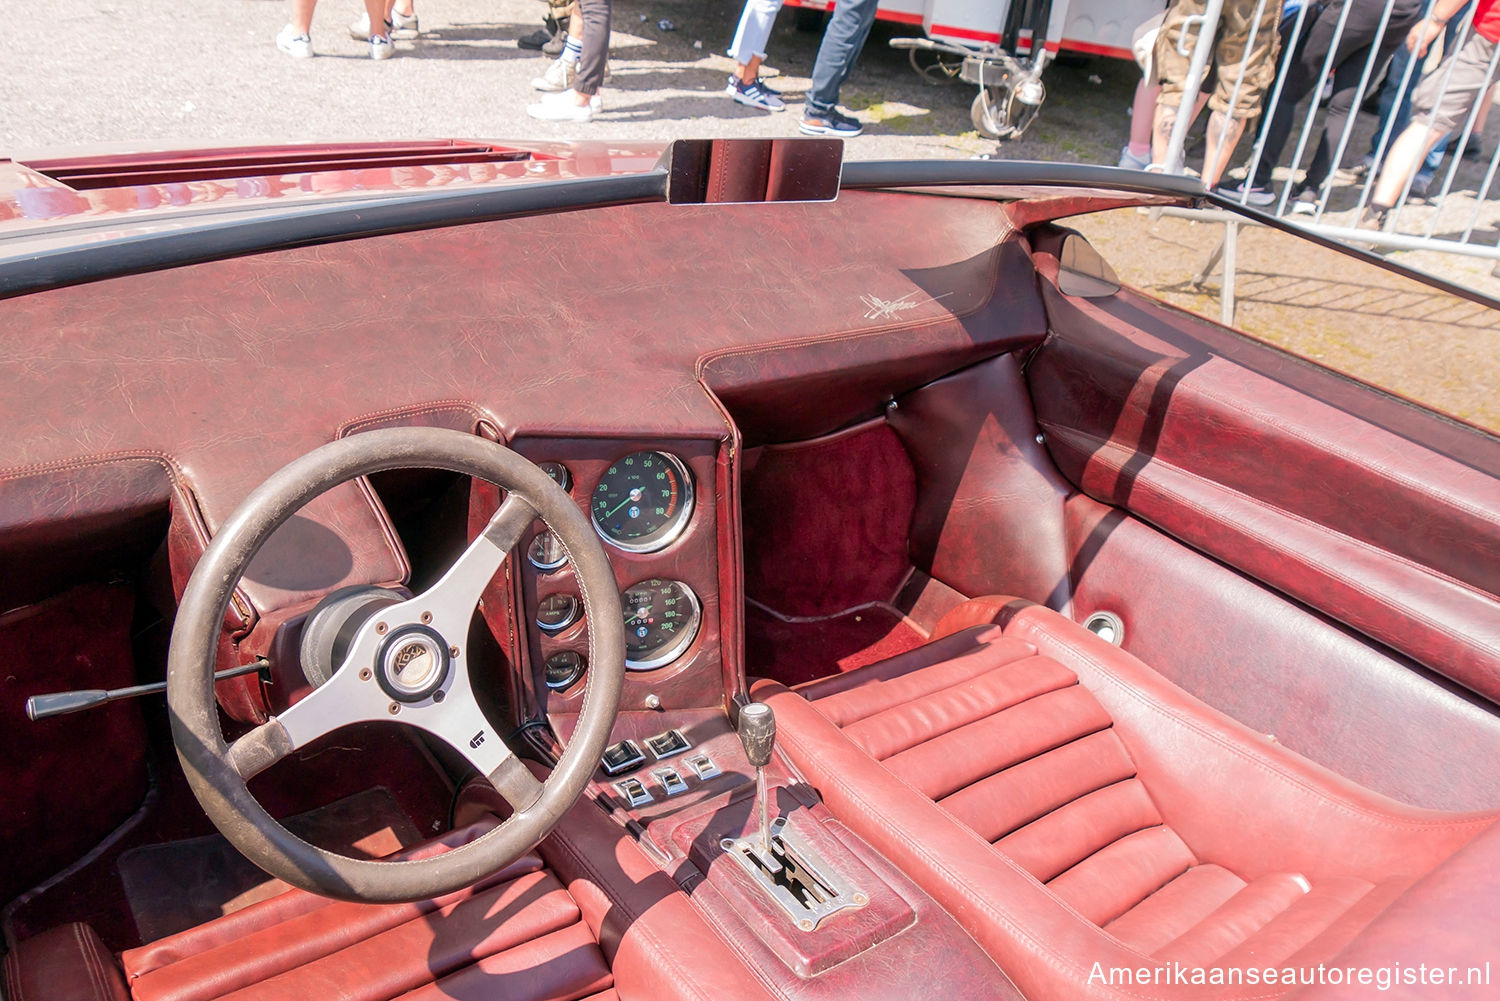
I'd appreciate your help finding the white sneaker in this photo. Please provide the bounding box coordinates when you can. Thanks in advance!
[350,11,419,39]
[275,24,314,58]
[532,55,577,92]
[370,33,395,59]
[526,89,601,121]
[349,13,383,39]
[390,9,420,36]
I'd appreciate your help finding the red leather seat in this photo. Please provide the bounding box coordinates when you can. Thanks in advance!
[116,823,615,1001]
[754,598,1498,1001]
[5,796,784,1001]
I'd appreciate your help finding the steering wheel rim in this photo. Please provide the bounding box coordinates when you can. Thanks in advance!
[167,427,625,903]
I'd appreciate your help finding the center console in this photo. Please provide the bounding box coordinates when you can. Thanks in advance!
[471,434,1020,998]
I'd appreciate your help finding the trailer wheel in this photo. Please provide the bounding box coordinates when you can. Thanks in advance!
[971,90,1009,139]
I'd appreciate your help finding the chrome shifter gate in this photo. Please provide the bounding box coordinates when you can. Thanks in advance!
[720,815,868,932]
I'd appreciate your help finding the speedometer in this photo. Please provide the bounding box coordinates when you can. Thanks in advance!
[622,579,701,670]
[590,451,694,553]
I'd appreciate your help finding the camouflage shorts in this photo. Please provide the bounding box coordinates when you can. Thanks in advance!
[1156,0,1281,118]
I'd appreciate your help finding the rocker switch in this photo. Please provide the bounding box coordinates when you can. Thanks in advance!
[652,766,689,796]
[685,752,721,781]
[613,777,654,808]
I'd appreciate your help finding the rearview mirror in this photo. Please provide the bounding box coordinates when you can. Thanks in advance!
[663,138,843,205]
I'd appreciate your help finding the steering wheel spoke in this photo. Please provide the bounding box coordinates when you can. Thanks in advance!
[421,493,538,634]
[272,655,394,752]
[407,694,544,813]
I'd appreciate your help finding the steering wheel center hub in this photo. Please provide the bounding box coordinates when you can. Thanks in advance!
[376,625,451,702]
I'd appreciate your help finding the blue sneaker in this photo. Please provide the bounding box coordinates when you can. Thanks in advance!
[727,76,785,112]
[1117,146,1151,170]
[799,107,862,136]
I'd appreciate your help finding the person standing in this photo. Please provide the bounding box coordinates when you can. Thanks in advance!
[726,0,788,111]
[527,0,610,122]
[799,0,880,136]
[277,0,394,58]
[1230,0,1423,207]
[1367,0,1500,224]
[532,4,586,94]
[1152,0,1283,189]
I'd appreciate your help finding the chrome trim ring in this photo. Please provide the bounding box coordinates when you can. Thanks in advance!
[1083,610,1125,646]
[528,531,569,572]
[536,593,581,634]
[374,625,451,703]
[623,579,701,671]
[591,451,695,554]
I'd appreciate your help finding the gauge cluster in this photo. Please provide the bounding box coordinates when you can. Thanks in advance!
[499,439,723,715]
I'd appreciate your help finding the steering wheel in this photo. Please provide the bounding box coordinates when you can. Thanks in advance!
[167,427,625,903]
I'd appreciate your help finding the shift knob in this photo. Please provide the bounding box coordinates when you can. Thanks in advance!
[737,702,776,769]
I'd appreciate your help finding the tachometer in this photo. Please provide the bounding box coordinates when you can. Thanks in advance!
[622,579,701,670]
[590,451,694,553]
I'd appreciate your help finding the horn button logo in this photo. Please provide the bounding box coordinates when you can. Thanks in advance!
[375,625,451,703]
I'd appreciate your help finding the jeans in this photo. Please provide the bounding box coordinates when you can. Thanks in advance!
[803,0,881,115]
[728,0,785,65]
[1251,0,1422,189]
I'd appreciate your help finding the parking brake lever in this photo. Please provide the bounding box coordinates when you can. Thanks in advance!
[737,702,776,853]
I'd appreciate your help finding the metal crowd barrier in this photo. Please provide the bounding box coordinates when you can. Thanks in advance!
[1158,0,1500,268]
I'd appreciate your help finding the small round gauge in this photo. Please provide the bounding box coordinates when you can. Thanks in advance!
[590,451,694,553]
[538,461,572,493]
[622,579,701,670]
[528,530,568,573]
[536,593,580,634]
[544,650,586,690]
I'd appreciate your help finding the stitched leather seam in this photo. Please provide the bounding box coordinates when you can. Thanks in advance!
[777,719,1283,1000]
[834,651,1054,733]
[543,829,741,1001]
[1045,424,1500,669]
[1201,381,1499,527]
[0,451,181,487]
[1044,421,1500,612]
[336,400,483,438]
[1013,617,1500,834]
[671,871,797,1001]
[4,949,24,1001]
[73,925,108,1001]
[951,729,1134,840]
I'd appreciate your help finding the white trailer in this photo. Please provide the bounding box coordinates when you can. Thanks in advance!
[783,0,1160,137]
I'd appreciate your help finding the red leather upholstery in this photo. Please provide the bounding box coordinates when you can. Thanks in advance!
[2,923,130,1001]
[118,824,613,1001]
[755,601,1497,1001]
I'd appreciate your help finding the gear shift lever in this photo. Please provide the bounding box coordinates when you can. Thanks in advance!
[737,702,776,853]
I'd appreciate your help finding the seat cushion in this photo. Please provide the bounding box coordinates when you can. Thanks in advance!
[755,600,1497,1001]
[2,923,129,1001]
[119,824,613,1001]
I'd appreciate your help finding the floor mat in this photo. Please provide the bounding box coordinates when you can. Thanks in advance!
[746,601,928,688]
[117,786,421,943]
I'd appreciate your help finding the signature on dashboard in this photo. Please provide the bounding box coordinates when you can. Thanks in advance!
[859,291,953,321]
